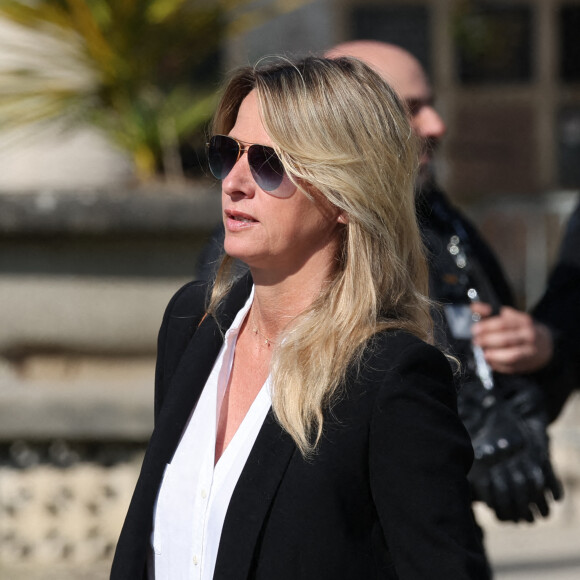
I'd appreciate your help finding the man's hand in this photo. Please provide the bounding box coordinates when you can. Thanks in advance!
[471,304,554,374]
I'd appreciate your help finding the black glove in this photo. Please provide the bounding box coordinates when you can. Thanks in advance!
[458,377,563,523]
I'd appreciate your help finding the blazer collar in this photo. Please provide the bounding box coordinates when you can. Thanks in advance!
[152,272,255,467]
[214,272,254,329]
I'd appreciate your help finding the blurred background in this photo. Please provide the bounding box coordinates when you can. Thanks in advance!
[0,1,578,578]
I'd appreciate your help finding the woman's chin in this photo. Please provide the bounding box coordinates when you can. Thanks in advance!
[223,243,255,266]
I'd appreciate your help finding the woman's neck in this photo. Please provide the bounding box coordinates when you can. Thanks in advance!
[249,259,335,341]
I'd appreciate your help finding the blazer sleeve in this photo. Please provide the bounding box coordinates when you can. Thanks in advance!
[369,340,490,579]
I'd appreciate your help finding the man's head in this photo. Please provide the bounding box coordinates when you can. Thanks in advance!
[326,40,446,185]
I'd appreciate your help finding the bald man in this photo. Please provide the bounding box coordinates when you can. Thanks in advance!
[326,41,561,529]
[326,42,445,189]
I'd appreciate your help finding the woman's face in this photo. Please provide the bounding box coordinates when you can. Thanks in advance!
[221,90,345,277]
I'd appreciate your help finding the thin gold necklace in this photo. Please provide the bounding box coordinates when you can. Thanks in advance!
[251,308,274,347]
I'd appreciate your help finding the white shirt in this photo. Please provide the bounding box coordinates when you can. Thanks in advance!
[150,288,272,580]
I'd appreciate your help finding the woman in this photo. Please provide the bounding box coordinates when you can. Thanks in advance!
[112,56,489,579]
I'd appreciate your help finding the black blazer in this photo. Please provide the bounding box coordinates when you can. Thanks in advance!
[111,275,489,579]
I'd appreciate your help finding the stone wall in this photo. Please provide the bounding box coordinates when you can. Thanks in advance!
[0,187,220,578]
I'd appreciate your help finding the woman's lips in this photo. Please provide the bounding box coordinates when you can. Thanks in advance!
[225,209,258,230]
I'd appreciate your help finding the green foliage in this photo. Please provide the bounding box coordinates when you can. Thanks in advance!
[0,0,309,180]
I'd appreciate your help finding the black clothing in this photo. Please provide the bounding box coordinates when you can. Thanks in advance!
[112,275,490,580]
[532,198,580,420]
[193,184,561,524]
[416,184,561,523]
[416,185,515,310]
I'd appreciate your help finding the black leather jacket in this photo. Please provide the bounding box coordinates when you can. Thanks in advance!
[416,184,517,394]
[416,184,561,523]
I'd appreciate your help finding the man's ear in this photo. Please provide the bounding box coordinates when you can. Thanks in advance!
[337,212,348,224]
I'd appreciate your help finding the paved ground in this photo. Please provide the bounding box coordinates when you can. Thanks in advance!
[2,509,579,580]
[480,395,580,580]
[476,496,580,579]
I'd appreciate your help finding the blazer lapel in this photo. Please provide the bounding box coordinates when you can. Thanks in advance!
[152,273,255,465]
[113,274,256,579]
[214,411,297,580]
[145,272,295,580]
[151,316,223,459]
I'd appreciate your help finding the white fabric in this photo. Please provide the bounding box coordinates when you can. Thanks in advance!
[150,287,272,580]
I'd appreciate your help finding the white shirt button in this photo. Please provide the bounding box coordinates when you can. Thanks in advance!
[201,489,208,499]
[193,555,199,566]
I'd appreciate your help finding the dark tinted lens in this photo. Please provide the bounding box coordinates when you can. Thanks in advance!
[248,145,284,191]
[207,135,240,179]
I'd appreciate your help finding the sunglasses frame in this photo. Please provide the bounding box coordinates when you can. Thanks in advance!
[206,134,288,193]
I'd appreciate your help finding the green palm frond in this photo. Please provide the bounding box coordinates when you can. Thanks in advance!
[0,15,96,130]
[0,0,312,181]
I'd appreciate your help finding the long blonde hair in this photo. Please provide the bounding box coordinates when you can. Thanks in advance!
[208,56,432,456]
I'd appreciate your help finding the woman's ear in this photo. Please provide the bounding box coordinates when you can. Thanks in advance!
[337,212,348,224]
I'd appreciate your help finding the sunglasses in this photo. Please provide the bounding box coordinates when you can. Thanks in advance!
[207,134,291,195]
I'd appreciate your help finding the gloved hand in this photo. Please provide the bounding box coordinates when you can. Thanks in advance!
[458,377,563,522]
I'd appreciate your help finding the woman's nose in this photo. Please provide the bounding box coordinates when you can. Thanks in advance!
[221,153,256,198]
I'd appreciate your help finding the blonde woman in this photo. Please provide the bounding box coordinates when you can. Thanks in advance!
[112,57,489,580]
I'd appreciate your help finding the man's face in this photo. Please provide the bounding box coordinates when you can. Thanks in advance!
[368,52,447,182]
[326,43,447,184]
